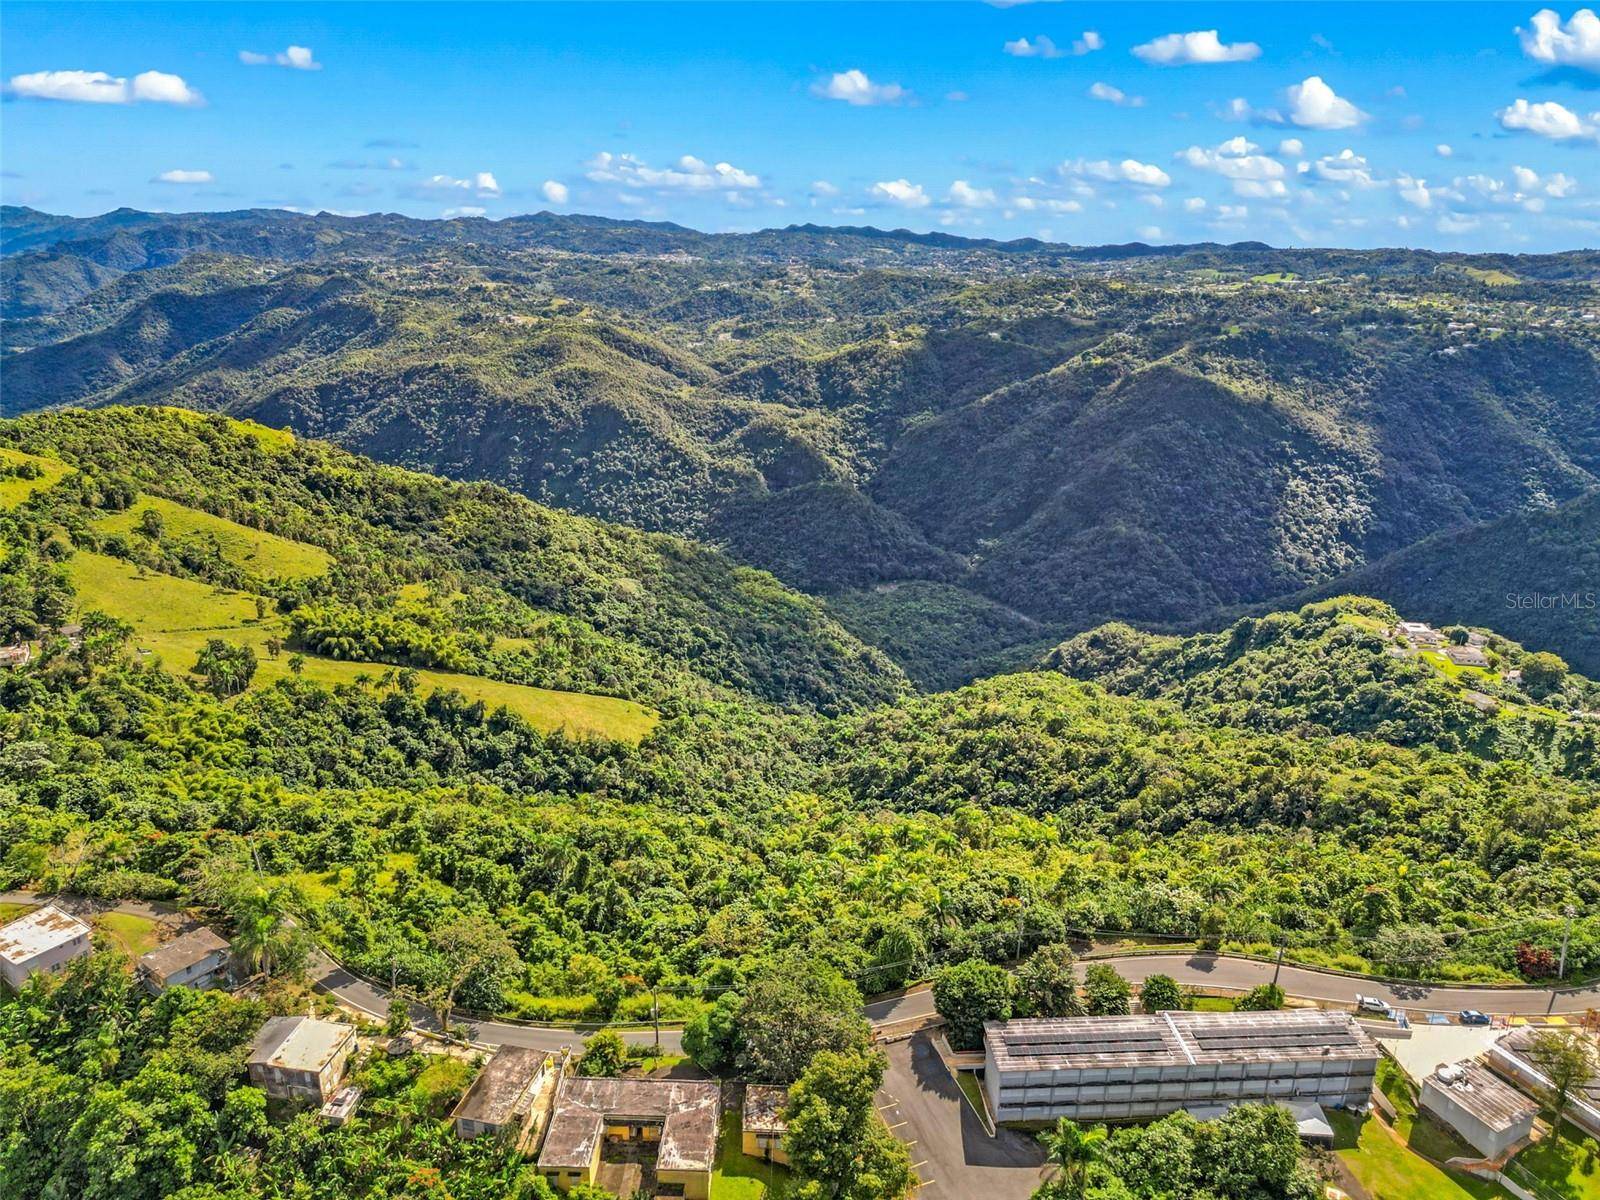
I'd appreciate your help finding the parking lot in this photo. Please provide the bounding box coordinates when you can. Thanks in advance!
[877,1032,1046,1199]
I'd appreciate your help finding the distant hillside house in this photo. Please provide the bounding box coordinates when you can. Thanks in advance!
[137,927,231,992]
[0,643,31,668]
[1447,644,1491,668]
[452,1046,551,1142]
[0,904,91,990]
[1419,1061,1536,1160]
[537,1076,720,1199]
[1395,621,1444,647]
[247,1016,356,1102]
[741,1085,790,1164]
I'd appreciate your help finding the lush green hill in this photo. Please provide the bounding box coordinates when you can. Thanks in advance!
[8,211,1600,693]
[1046,597,1600,773]
[1,406,906,714]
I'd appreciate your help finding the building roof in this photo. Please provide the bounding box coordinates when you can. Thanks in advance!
[138,926,229,981]
[248,1016,354,1073]
[540,1076,720,1172]
[452,1047,547,1126]
[0,904,90,966]
[1497,1029,1600,1102]
[985,1009,1379,1074]
[742,1085,789,1136]
[1447,645,1490,665]
[1424,1061,1538,1133]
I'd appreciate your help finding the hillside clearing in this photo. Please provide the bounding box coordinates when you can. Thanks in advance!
[0,447,69,508]
[94,495,333,581]
[66,551,657,742]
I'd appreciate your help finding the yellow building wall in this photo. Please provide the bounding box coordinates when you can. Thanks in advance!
[658,1167,712,1200]
[741,1131,790,1165]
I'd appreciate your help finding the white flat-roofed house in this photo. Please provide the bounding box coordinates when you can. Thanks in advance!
[247,1016,356,1102]
[1395,621,1444,647]
[1446,644,1491,669]
[983,1009,1379,1126]
[0,904,92,990]
[1420,1061,1537,1161]
[137,927,232,992]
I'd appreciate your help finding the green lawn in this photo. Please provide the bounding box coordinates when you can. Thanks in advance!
[66,551,657,742]
[954,1068,988,1118]
[1377,1057,1485,1163]
[1510,1132,1600,1200]
[0,902,38,924]
[0,448,70,508]
[1189,995,1237,1013]
[712,1110,789,1200]
[1330,1110,1511,1200]
[95,495,334,581]
[97,911,166,959]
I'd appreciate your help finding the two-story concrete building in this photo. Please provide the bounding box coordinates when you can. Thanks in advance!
[537,1076,720,1198]
[247,1016,356,1102]
[983,1009,1379,1126]
[0,904,92,990]
[137,927,232,992]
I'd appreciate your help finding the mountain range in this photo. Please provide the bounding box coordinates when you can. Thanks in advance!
[6,205,1599,680]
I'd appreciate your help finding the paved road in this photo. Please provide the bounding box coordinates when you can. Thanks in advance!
[2,892,681,1053]
[868,952,1600,1021]
[878,1032,1045,1200]
[306,947,684,1054]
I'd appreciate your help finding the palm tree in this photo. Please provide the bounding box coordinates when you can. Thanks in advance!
[1038,1118,1107,1200]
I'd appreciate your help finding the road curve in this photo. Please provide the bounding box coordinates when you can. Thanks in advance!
[11,893,1593,1051]
[865,952,1600,1025]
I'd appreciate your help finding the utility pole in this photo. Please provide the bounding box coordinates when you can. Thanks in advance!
[1558,905,1577,980]
[1271,939,1286,989]
[652,986,661,1054]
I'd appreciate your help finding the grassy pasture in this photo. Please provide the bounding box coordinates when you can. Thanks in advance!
[95,495,333,581]
[0,448,70,508]
[66,551,657,742]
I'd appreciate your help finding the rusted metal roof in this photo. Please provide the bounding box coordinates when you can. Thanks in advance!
[0,905,90,965]
[1424,1061,1538,1132]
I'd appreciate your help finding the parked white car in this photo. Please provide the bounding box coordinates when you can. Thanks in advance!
[1355,994,1394,1017]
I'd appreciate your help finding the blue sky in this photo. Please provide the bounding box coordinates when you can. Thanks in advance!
[6,2,1600,251]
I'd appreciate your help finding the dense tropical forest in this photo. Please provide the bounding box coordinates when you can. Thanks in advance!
[2,407,1596,1020]
[5,209,1600,1200]
[5,206,1600,686]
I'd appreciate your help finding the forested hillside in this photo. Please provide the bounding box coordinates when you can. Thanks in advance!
[2,409,1596,1022]
[7,207,1600,684]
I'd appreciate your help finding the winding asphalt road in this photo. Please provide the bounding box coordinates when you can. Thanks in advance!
[866,952,1600,1025]
[10,893,1595,1052]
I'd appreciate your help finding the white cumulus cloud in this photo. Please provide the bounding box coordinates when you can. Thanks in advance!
[1064,158,1171,187]
[1312,148,1380,189]
[1518,8,1600,68]
[1278,138,1304,157]
[947,180,998,207]
[416,171,502,197]
[1497,97,1599,139]
[1436,143,1454,157]
[870,179,931,207]
[1177,137,1287,197]
[1132,30,1261,65]
[586,153,760,191]
[812,69,908,106]
[6,68,202,105]
[239,45,321,70]
[1088,81,1144,106]
[154,169,213,184]
[541,180,569,205]
[1004,35,1063,58]
[1285,76,1366,129]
